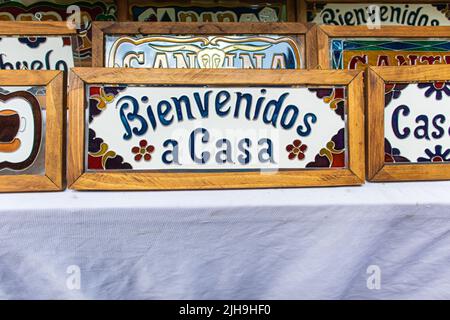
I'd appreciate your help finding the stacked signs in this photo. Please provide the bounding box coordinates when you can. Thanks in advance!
[1,2,450,191]
[73,22,366,190]
[309,24,450,181]
[308,13,450,181]
[0,1,116,65]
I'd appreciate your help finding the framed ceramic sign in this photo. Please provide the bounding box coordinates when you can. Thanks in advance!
[68,68,365,190]
[0,21,77,72]
[367,65,450,181]
[0,70,64,192]
[126,0,295,22]
[92,22,307,69]
[307,25,450,69]
[304,2,450,26]
[0,1,117,66]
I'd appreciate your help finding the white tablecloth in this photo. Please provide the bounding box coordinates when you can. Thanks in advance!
[1,182,450,299]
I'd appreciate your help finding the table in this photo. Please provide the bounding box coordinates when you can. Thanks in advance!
[1,181,449,299]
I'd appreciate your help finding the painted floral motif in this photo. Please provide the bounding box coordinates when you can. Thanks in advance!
[306,128,345,168]
[132,140,155,162]
[385,83,408,106]
[384,139,410,163]
[433,4,450,20]
[18,37,46,48]
[62,36,72,47]
[418,146,450,162]
[88,85,127,122]
[417,82,450,100]
[308,87,345,120]
[303,88,347,168]
[286,140,307,160]
[88,129,132,170]
[88,86,131,170]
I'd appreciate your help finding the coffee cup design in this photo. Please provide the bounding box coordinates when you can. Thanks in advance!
[0,91,41,171]
[0,109,23,152]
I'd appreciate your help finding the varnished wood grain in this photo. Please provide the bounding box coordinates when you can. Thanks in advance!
[91,22,114,68]
[72,67,360,85]
[67,68,365,190]
[305,24,318,68]
[71,170,363,191]
[0,175,61,193]
[372,164,450,182]
[366,68,385,180]
[347,72,365,183]
[316,25,331,69]
[0,70,59,86]
[0,21,76,35]
[371,65,450,82]
[45,72,65,189]
[67,71,85,187]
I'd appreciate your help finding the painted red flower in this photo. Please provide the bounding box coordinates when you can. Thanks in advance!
[131,140,154,161]
[286,140,307,160]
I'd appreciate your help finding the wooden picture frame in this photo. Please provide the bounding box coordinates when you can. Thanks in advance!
[306,25,450,69]
[91,21,309,68]
[367,64,450,182]
[68,68,365,190]
[0,70,65,192]
[0,21,78,69]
